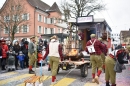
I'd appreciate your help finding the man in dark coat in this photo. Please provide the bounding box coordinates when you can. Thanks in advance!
[21,41,29,68]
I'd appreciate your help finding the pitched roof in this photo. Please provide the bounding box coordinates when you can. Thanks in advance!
[120,30,130,37]
[49,2,62,14]
[27,0,50,11]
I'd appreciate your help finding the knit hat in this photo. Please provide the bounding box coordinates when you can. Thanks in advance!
[30,36,35,39]
[50,35,58,40]
[115,45,124,50]
[1,39,6,42]
[98,38,102,41]
[90,34,96,38]
[126,45,130,51]
[19,51,23,54]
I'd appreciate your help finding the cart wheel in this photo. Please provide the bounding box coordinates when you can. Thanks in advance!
[81,64,88,77]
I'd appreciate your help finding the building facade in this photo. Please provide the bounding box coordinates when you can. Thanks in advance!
[120,30,130,46]
[111,33,120,48]
[0,0,63,41]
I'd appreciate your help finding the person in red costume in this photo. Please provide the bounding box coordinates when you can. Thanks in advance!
[1,39,8,70]
[86,34,104,84]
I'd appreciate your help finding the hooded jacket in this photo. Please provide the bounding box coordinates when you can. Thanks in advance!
[2,43,8,58]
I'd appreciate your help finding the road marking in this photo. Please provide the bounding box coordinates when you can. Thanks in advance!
[84,82,102,86]
[0,72,17,78]
[53,78,76,86]
[0,74,34,86]
[16,75,51,86]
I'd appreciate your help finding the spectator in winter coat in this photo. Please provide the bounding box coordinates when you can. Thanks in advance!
[0,40,2,57]
[17,51,25,69]
[7,41,12,49]
[43,35,63,85]
[13,41,21,70]
[21,41,29,68]
[37,49,43,66]
[1,39,8,70]
[0,40,3,69]
[6,47,15,71]
[38,41,44,51]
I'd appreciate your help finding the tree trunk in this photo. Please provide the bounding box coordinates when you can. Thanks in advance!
[11,33,15,42]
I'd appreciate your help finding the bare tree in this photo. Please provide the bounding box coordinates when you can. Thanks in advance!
[60,0,105,20]
[0,0,29,41]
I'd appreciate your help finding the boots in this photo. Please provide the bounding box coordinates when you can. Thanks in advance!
[106,82,110,86]
[29,70,35,74]
[2,65,6,70]
[48,67,51,71]
[94,76,99,84]
[92,79,95,83]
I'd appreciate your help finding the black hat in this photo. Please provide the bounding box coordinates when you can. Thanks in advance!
[24,41,29,44]
[115,45,123,50]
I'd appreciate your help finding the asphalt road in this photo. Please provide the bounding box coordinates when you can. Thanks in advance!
[0,64,130,86]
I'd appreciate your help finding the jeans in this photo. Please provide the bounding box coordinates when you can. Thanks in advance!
[20,61,24,69]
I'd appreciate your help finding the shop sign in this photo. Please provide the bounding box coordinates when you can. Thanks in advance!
[77,16,93,23]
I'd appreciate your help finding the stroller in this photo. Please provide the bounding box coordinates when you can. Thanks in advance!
[6,47,16,71]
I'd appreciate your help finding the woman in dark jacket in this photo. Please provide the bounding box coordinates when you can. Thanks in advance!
[105,45,130,86]
[7,41,12,49]
[13,41,21,70]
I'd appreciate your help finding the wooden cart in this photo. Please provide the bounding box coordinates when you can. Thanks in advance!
[57,59,90,77]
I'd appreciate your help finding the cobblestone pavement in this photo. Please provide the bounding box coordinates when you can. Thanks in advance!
[0,64,130,86]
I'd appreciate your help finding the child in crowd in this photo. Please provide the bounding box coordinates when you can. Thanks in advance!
[37,49,43,66]
[7,47,15,71]
[17,51,25,69]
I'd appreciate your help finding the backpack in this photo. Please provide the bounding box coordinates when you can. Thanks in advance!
[87,39,96,53]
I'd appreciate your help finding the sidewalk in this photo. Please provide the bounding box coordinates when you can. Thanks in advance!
[99,64,130,86]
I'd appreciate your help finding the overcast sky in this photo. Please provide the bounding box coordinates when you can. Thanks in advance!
[0,0,130,33]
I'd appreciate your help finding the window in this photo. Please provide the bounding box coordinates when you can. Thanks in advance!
[44,28,47,34]
[23,25,27,33]
[11,6,14,11]
[22,13,29,20]
[4,27,9,34]
[58,29,60,33]
[13,15,19,21]
[38,14,42,22]
[38,26,42,33]
[50,18,54,24]
[44,17,47,23]
[47,18,51,24]
[15,5,21,11]
[4,16,10,22]
[50,28,54,34]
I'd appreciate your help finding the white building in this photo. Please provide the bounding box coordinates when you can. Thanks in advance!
[111,33,120,48]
